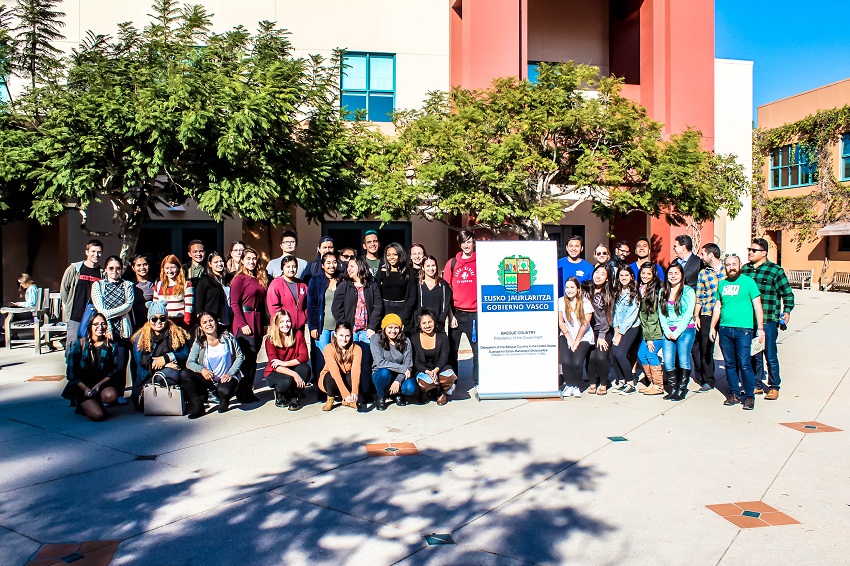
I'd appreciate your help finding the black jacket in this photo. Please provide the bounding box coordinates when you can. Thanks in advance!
[332,281,384,332]
[679,254,703,290]
[193,275,229,325]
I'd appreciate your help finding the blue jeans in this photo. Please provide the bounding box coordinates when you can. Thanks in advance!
[372,368,417,398]
[751,321,780,390]
[662,327,696,371]
[311,329,334,379]
[719,326,756,399]
[353,330,372,395]
[637,339,663,366]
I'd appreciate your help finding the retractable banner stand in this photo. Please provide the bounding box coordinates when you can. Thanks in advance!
[476,240,559,399]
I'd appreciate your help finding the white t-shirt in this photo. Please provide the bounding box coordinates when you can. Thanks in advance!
[204,342,232,380]
[558,297,594,344]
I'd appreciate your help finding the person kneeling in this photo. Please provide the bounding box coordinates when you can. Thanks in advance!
[371,314,415,411]
[411,309,457,405]
[180,312,243,417]
[62,313,126,422]
[264,310,311,411]
[318,322,361,411]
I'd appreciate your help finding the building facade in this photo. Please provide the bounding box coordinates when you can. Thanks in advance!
[756,77,850,286]
[2,0,752,301]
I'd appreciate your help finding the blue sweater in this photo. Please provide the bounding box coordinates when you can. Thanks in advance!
[658,286,696,339]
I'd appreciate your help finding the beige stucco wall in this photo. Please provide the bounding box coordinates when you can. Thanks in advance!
[527,0,609,75]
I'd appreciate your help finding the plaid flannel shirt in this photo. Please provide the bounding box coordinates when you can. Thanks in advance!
[696,264,726,317]
[742,260,795,323]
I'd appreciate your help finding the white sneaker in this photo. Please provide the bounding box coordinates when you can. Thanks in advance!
[446,384,455,396]
[572,386,582,398]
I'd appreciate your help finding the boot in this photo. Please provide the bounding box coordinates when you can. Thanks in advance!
[637,364,653,393]
[274,390,285,408]
[662,369,677,400]
[642,365,664,395]
[218,394,230,413]
[673,368,690,401]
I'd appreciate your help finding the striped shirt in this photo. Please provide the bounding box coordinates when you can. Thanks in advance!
[741,260,795,323]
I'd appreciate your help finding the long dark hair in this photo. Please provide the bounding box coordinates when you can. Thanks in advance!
[616,266,638,305]
[378,321,408,353]
[638,262,662,314]
[418,255,443,284]
[194,312,222,346]
[345,257,373,286]
[381,242,410,283]
[660,263,685,317]
[205,252,225,289]
[415,308,438,333]
[583,264,614,323]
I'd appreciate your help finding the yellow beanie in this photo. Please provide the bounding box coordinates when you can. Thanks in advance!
[381,313,403,329]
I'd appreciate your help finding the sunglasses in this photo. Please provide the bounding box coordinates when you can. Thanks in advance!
[595,252,608,256]
[747,248,765,253]
[149,315,168,323]
[340,254,355,259]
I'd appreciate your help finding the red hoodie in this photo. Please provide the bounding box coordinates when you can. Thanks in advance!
[444,252,477,312]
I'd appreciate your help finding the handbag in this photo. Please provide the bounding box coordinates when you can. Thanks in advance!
[143,370,185,416]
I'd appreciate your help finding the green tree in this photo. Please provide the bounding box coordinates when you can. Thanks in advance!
[0,1,364,259]
[12,0,65,89]
[353,62,748,239]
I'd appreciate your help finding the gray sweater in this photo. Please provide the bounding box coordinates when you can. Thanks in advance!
[370,333,413,383]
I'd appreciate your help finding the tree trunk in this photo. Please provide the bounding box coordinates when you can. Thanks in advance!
[118,205,146,264]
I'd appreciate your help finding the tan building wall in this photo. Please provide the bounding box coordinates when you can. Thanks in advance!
[756,77,850,287]
[527,0,610,76]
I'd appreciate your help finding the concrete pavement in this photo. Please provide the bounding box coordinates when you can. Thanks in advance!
[1,289,849,565]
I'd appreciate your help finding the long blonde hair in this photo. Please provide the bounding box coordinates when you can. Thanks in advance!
[267,310,295,349]
[238,247,268,289]
[562,277,586,324]
[131,320,190,353]
[159,255,186,296]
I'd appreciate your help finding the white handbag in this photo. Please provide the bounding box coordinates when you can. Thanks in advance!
[143,371,185,416]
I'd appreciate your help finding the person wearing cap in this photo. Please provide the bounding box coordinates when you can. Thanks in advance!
[300,236,336,286]
[370,313,414,411]
[130,300,192,410]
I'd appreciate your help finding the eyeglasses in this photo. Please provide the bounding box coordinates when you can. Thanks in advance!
[106,266,121,271]
[747,248,765,253]
[340,254,355,259]
[149,315,168,323]
[92,322,108,327]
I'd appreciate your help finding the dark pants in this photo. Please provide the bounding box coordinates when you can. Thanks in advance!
[449,309,478,384]
[611,326,641,383]
[559,336,592,388]
[267,363,311,398]
[372,368,417,398]
[322,371,352,398]
[587,331,613,386]
[719,326,756,399]
[751,321,781,390]
[693,315,716,387]
[179,369,238,412]
[235,334,259,398]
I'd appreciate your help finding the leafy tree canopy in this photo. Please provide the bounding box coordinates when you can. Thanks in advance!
[351,62,748,239]
[0,0,364,259]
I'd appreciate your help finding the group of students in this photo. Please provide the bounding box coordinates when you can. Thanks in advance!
[556,234,795,411]
[59,229,481,421]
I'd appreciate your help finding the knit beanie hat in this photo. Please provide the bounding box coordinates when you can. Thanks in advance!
[146,300,168,320]
[381,313,403,329]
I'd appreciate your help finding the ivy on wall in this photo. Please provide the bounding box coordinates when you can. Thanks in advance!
[752,105,850,242]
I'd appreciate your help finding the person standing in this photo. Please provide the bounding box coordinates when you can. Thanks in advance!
[193,252,231,328]
[307,252,341,381]
[300,236,336,286]
[225,241,246,284]
[557,235,594,297]
[710,254,765,410]
[266,255,308,331]
[153,255,193,329]
[610,267,642,395]
[375,243,419,333]
[629,237,665,282]
[658,263,697,401]
[230,247,268,404]
[409,243,427,279]
[60,239,105,354]
[185,240,206,287]
[418,256,453,330]
[742,238,795,400]
[672,235,702,289]
[127,255,154,332]
[361,230,382,277]
[693,243,725,393]
[583,264,614,395]
[267,230,308,280]
[444,230,479,385]
[636,263,665,395]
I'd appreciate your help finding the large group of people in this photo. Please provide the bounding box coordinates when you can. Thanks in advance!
[56,226,794,422]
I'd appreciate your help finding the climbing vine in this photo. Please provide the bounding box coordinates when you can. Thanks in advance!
[752,105,850,242]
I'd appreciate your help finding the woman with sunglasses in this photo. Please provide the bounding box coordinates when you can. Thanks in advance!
[658,263,697,401]
[230,247,267,404]
[90,256,134,402]
[583,264,615,395]
[130,300,191,410]
[181,312,243,417]
[194,252,231,329]
[375,243,418,333]
[264,310,311,411]
[593,244,618,290]
[307,252,341,383]
[63,313,125,421]
[153,255,193,328]
[126,255,154,332]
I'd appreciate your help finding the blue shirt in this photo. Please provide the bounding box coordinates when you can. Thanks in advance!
[630,261,665,282]
[557,257,594,297]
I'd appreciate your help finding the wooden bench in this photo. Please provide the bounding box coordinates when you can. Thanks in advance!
[824,271,850,293]
[787,269,814,290]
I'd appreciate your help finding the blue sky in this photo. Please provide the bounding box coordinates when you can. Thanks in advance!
[716,0,850,125]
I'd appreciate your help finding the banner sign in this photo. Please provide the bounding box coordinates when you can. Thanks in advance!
[476,241,559,399]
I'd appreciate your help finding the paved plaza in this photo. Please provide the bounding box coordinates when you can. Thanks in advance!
[1,290,849,565]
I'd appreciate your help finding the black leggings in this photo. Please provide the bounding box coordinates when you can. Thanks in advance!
[587,331,613,386]
[559,336,592,388]
[267,363,311,397]
[179,369,238,411]
[322,371,353,398]
[235,335,258,398]
[611,326,642,383]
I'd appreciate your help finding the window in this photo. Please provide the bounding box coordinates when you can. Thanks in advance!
[528,62,541,84]
[769,144,816,189]
[839,235,850,252]
[341,53,395,122]
[841,133,850,181]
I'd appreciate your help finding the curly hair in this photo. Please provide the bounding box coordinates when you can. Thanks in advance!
[132,319,190,353]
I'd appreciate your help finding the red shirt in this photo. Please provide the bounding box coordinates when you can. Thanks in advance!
[444,252,477,311]
[263,330,309,377]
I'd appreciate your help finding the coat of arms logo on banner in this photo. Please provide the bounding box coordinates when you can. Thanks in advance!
[497,256,537,293]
